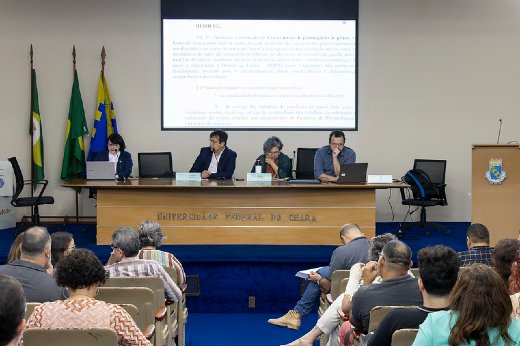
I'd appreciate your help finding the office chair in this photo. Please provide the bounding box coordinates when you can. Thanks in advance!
[138,152,173,178]
[399,159,450,237]
[294,148,318,179]
[8,157,54,237]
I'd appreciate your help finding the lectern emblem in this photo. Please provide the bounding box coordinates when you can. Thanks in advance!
[485,158,506,185]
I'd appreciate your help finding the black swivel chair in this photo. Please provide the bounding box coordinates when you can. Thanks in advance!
[294,148,318,179]
[138,152,173,178]
[398,159,450,237]
[8,157,55,237]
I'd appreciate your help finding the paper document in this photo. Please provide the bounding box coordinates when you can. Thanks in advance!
[296,267,323,280]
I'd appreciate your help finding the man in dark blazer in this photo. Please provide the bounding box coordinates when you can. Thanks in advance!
[190,129,237,179]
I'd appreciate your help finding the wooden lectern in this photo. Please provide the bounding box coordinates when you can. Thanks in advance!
[472,144,520,246]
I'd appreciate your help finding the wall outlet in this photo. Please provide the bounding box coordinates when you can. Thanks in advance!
[248,296,255,308]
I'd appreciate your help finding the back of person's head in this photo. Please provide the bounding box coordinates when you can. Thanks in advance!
[492,238,520,288]
[467,223,490,244]
[7,233,24,264]
[50,231,74,267]
[328,130,345,143]
[56,248,107,289]
[381,240,412,271]
[339,223,362,238]
[107,133,126,151]
[138,220,166,248]
[449,263,514,346]
[111,227,139,257]
[509,250,520,294]
[210,129,228,145]
[368,233,397,262]
[418,245,459,297]
[0,275,26,346]
[21,226,50,259]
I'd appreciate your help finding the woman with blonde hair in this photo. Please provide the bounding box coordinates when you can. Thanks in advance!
[413,263,520,346]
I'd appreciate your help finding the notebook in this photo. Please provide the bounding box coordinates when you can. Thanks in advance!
[334,163,368,183]
[86,161,116,180]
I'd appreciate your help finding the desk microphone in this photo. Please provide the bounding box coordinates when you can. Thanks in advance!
[213,152,226,180]
[497,119,502,144]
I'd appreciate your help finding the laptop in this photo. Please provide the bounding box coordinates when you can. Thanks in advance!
[86,161,116,180]
[334,163,368,183]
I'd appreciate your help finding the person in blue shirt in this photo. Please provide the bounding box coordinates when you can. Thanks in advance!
[313,130,355,182]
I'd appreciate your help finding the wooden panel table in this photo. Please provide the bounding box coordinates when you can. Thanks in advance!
[62,179,406,245]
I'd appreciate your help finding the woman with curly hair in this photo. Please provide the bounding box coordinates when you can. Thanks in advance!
[413,263,520,346]
[137,220,186,290]
[17,249,150,346]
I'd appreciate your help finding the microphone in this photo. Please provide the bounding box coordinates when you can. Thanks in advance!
[497,119,502,144]
[213,152,226,180]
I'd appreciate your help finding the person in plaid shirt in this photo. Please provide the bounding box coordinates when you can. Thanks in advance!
[457,223,494,266]
[105,227,182,302]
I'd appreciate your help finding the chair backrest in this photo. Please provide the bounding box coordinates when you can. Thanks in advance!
[97,287,155,330]
[8,157,24,200]
[103,277,166,313]
[163,266,178,285]
[138,152,173,178]
[391,328,419,346]
[368,306,417,333]
[331,270,350,300]
[23,328,118,346]
[295,148,318,179]
[413,159,446,185]
[25,302,41,321]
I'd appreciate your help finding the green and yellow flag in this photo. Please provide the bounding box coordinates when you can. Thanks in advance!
[30,69,44,187]
[61,70,89,184]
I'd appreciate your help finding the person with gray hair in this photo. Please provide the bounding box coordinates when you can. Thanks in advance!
[0,227,67,302]
[105,227,182,302]
[138,220,186,290]
[250,136,291,178]
[0,275,26,346]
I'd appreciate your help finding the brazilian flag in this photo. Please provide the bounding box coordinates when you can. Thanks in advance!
[61,70,89,186]
[30,69,44,188]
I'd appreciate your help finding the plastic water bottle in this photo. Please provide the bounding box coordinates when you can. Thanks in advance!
[255,159,262,173]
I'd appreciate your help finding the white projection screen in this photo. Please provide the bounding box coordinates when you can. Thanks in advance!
[161,0,358,131]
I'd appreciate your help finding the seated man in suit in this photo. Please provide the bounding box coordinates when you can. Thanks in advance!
[190,129,237,179]
[0,275,26,346]
[0,227,68,302]
[457,223,494,266]
[314,130,356,182]
[105,227,182,302]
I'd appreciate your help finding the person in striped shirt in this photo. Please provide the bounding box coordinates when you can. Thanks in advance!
[137,220,186,292]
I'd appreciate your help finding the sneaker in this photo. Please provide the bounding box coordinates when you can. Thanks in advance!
[268,310,301,330]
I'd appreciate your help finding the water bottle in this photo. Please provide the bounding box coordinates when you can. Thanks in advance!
[255,159,262,173]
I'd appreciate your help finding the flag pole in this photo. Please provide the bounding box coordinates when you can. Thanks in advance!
[30,45,34,197]
[101,46,106,81]
[72,45,79,222]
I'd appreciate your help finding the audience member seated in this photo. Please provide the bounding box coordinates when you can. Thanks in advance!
[190,129,237,179]
[7,233,24,264]
[268,224,369,331]
[457,223,494,266]
[0,275,26,346]
[366,245,460,346]
[0,227,67,302]
[509,250,520,322]
[250,136,291,178]
[492,238,520,286]
[280,233,396,346]
[137,220,186,290]
[340,240,423,345]
[93,133,133,179]
[50,231,75,270]
[17,248,151,346]
[314,130,356,182]
[105,227,182,302]
[412,263,520,345]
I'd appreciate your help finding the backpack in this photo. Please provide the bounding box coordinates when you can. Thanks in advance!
[402,169,437,200]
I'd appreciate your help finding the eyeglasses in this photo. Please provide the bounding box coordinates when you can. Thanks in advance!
[209,139,221,144]
[267,150,280,155]
[68,244,76,250]
[107,143,117,147]
[330,143,345,147]
[110,243,119,250]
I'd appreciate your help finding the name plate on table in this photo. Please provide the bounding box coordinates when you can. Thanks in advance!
[247,173,272,182]
[247,181,272,187]
[367,175,393,184]
[176,173,201,181]
[176,180,202,186]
